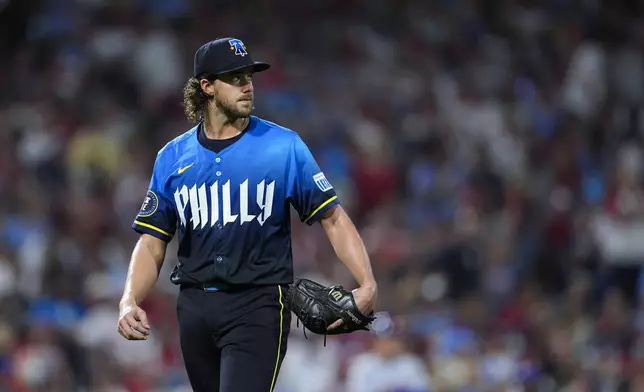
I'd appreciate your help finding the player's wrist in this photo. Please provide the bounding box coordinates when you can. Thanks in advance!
[359,281,378,293]
[119,296,137,309]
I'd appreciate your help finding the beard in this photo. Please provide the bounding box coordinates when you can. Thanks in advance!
[214,90,254,119]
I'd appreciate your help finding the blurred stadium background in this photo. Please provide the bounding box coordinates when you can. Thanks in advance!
[1,0,644,391]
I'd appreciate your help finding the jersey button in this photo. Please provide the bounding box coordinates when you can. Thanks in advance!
[216,223,223,229]
[216,256,223,263]
[215,157,221,163]
[216,171,222,176]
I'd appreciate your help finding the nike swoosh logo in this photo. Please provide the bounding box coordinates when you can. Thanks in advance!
[177,163,195,174]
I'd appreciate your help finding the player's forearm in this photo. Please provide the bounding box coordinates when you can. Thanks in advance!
[321,206,376,289]
[120,234,167,306]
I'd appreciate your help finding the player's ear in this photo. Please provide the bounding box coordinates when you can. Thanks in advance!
[199,78,216,99]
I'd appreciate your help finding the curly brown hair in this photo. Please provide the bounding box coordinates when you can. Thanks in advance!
[183,78,209,123]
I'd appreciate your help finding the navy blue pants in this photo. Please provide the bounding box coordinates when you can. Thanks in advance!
[176,284,291,392]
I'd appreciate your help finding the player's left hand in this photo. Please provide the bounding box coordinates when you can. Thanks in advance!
[327,284,377,331]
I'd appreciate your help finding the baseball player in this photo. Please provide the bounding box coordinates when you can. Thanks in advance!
[117,37,378,392]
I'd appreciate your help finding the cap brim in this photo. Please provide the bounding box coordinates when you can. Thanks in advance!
[217,62,271,75]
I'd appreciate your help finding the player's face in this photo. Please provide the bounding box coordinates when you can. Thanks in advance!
[212,69,255,119]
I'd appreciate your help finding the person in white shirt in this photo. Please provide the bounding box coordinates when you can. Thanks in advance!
[346,332,432,392]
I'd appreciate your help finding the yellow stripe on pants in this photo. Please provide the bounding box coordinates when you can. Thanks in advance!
[269,285,284,392]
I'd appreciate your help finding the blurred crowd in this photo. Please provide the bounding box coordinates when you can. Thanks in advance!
[1,0,644,391]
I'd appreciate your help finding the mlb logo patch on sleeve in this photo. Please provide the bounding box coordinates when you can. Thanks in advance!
[313,172,333,192]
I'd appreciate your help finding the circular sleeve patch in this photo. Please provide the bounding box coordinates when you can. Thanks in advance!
[138,190,159,217]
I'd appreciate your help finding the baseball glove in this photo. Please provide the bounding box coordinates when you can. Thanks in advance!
[286,278,375,341]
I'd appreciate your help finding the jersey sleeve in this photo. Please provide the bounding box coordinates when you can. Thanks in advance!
[286,135,340,225]
[132,154,177,242]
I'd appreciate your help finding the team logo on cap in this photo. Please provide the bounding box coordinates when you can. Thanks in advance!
[229,39,248,57]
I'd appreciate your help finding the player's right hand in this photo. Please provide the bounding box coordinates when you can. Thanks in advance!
[117,302,150,340]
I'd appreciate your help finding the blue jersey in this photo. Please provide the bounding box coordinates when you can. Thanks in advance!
[132,116,339,289]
